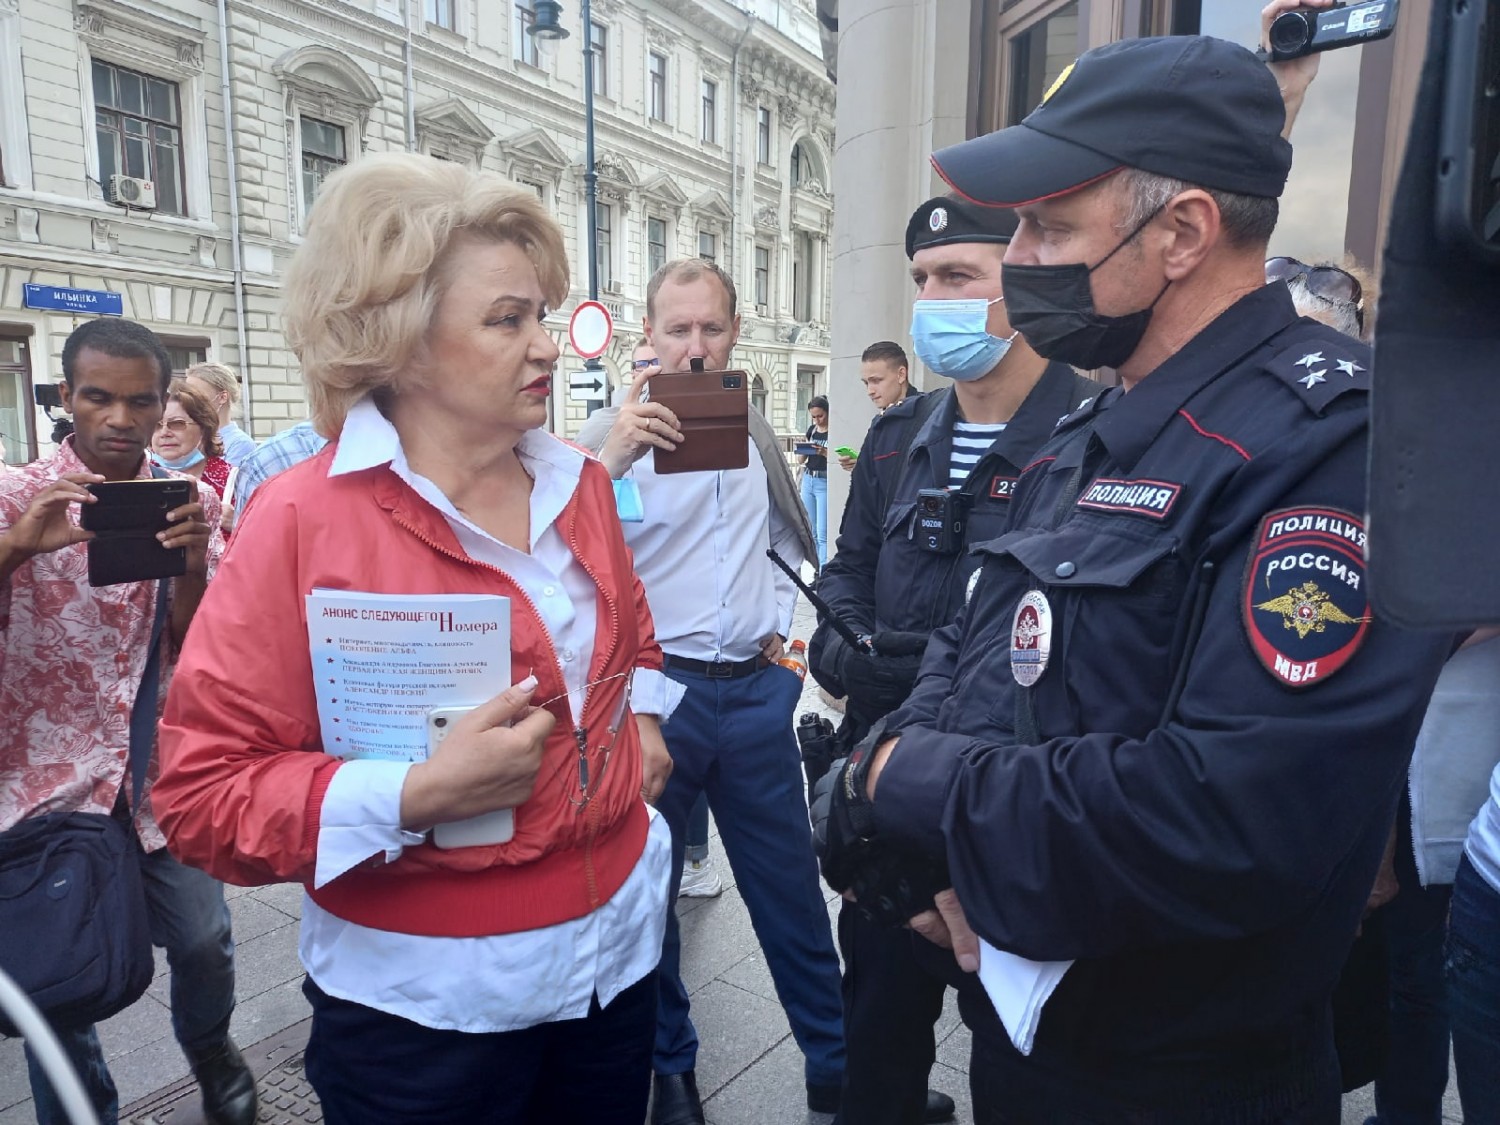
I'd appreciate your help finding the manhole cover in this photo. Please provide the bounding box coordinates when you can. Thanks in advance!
[121,1019,321,1124]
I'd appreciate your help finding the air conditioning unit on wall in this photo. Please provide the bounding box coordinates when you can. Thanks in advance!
[107,174,157,210]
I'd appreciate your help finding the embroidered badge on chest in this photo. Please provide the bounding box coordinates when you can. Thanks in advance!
[1242,507,1372,689]
[1010,590,1053,687]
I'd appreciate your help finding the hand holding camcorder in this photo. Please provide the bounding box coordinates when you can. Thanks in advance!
[1265,0,1398,62]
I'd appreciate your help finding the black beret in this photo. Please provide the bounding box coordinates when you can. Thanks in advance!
[905,196,1019,259]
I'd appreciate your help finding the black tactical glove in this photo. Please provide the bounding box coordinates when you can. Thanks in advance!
[809,741,949,928]
[837,632,929,722]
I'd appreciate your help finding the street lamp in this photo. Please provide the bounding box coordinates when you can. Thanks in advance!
[530,0,610,404]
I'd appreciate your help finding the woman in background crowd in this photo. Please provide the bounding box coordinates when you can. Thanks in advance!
[183,362,257,465]
[152,382,232,498]
[800,395,829,566]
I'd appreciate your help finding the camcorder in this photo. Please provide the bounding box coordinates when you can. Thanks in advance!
[1265,0,1398,62]
[914,488,969,555]
[33,383,74,444]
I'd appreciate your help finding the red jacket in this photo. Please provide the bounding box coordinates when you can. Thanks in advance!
[155,444,660,938]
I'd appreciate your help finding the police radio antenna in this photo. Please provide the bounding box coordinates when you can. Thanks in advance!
[765,550,872,653]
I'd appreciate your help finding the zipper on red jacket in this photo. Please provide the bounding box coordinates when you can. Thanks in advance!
[567,503,626,907]
[394,504,625,907]
[390,511,570,723]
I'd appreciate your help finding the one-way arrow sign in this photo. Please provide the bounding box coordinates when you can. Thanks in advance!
[568,369,607,402]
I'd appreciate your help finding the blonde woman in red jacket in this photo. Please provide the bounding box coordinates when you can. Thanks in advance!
[154,154,680,1125]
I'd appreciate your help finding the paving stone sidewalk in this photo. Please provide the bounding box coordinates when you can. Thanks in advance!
[0,595,1453,1123]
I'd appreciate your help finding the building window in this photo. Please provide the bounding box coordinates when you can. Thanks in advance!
[700,79,717,144]
[595,202,613,289]
[792,231,814,321]
[756,106,772,165]
[589,22,608,97]
[698,229,716,263]
[301,117,347,217]
[754,245,770,309]
[648,52,668,122]
[795,366,819,420]
[424,0,456,30]
[162,340,209,378]
[92,59,186,216]
[1006,1,1080,126]
[647,216,668,277]
[0,337,35,464]
[751,374,767,417]
[0,3,28,191]
[515,0,539,66]
[791,142,807,188]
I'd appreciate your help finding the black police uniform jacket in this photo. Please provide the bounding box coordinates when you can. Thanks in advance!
[871,285,1454,1105]
[814,362,1096,652]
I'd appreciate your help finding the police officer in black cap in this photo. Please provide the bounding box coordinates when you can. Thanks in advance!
[812,35,1454,1123]
[809,195,1095,1125]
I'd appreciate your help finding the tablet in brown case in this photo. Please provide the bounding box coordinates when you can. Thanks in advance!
[649,369,750,475]
[80,479,191,588]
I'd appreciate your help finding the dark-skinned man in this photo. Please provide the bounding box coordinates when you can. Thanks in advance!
[810,197,1095,1125]
[0,318,252,1125]
[813,36,1454,1124]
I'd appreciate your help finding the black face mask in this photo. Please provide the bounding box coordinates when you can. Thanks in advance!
[1001,208,1170,371]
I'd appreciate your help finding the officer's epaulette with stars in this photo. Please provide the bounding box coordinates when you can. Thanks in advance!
[1052,385,1116,433]
[1264,337,1370,416]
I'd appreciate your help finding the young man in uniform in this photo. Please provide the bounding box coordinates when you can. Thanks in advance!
[811,197,1095,1125]
[815,36,1453,1123]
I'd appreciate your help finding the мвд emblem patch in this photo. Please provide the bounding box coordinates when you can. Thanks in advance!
[1242,507,1372,689]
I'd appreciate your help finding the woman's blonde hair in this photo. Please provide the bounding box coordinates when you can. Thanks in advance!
[184,361,242,406]
[166,382,226,458]
[283,153,570,436]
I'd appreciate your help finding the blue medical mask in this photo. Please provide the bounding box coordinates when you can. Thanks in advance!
[910,297,1017,382]
[152,448,206,472]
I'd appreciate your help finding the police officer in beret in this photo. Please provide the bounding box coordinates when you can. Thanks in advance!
[808,196,1095,1125]
[812,35,1454,1123]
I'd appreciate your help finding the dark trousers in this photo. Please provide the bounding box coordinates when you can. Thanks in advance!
[966,1027,1342,1125]
[653,662,846,1087]
[834,901,948,1125]
[1448,855,1500,1124]
[1371,813,1453,1125]
[302,972,656,1125]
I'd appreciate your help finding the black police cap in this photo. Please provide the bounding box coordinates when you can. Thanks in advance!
[905,196,1019,259]
[931,36,1293,208]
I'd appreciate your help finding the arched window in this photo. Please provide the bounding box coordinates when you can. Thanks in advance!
[751,375,768,417]
[790,143,806,189]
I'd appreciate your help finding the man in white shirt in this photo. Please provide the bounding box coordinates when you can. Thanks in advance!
[583,259,845,1125]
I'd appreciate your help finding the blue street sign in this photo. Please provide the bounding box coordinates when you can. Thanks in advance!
[22,284,124,317]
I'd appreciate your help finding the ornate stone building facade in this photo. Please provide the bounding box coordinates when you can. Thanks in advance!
[0,0,835,461]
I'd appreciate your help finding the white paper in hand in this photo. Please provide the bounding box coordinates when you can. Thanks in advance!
[975,939,1073,1056]
[306,589,510,762]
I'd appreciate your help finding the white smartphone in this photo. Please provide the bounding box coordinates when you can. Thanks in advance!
[427,705,516,849]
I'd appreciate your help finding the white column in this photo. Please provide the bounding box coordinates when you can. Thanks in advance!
[825,0,970,543]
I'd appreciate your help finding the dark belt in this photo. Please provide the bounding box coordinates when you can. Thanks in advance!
[806,469,827,478]
[664,653,769,679]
